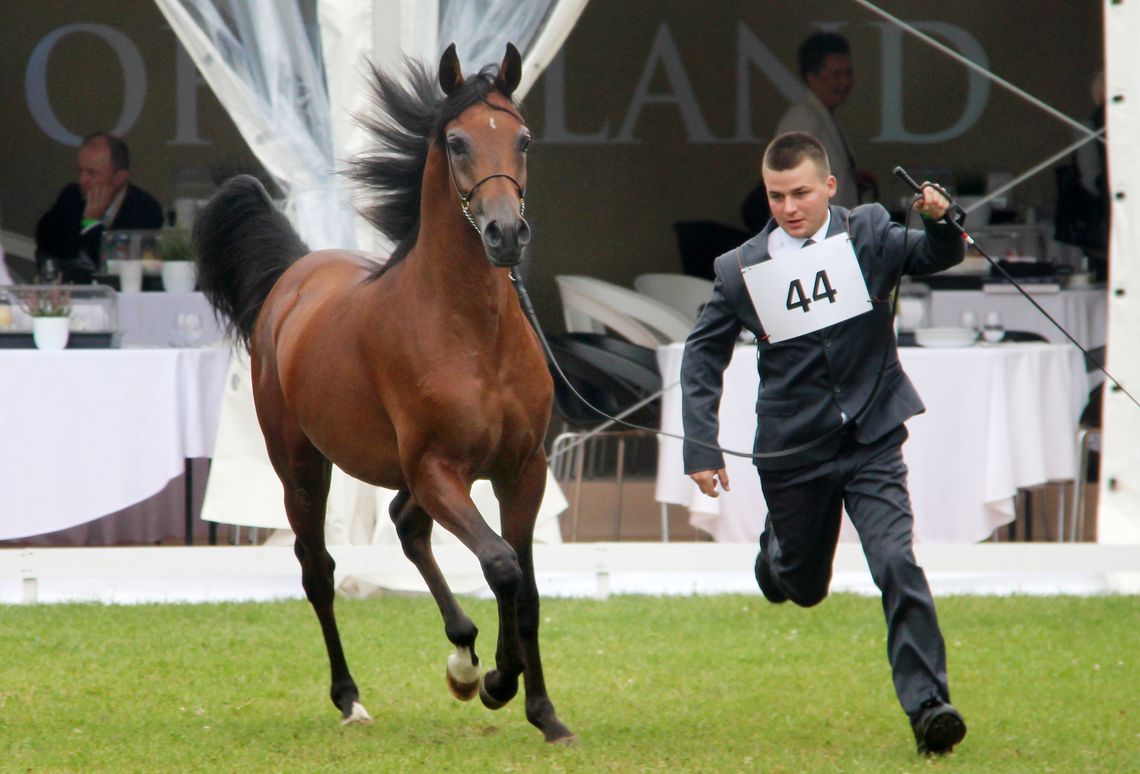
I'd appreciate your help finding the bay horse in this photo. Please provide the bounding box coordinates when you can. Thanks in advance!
[193,43,573,743]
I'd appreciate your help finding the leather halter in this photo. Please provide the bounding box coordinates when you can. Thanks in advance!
[445,143,526,235]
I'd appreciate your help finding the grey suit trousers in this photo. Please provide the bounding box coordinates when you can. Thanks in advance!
[758,424,950,717]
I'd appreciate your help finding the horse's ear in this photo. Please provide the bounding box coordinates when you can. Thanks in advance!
[496,42,522,98]
[438,43,463,96]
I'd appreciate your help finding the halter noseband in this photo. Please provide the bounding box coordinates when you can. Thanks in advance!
[445,144,526,235]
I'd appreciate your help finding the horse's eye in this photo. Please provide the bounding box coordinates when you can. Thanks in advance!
[518,136,531,153]
[447,137,467,156]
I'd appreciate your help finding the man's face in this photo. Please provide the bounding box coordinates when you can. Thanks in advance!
[805,53,854,111]
[77,140,127,199]
[763,158,836,238]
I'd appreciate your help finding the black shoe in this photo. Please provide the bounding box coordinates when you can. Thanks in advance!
[912,701,966,755]
[754,547,787,604]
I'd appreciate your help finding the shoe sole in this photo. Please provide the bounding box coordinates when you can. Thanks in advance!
[921,712,967,754]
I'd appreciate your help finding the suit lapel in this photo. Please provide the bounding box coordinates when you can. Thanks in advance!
[738,222,778,268]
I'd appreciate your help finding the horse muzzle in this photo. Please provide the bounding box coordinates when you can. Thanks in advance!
[481,215,530,267]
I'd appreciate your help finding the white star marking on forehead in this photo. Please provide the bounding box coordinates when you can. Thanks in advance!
[489,116,497,130]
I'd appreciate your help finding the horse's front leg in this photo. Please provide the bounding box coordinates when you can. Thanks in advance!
[388,488,482,700]
[412,458,526,711]
[493,452,575,743]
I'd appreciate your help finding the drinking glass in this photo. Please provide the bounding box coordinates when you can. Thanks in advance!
[982,311,1004,343]
[171,312,204,347]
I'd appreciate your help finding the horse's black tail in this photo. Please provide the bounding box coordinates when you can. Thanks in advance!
[193,175,309,349]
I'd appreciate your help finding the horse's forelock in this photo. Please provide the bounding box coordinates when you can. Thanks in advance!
[432,69,523,143]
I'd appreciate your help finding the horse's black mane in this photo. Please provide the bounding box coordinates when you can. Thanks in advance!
[349,57,522,276]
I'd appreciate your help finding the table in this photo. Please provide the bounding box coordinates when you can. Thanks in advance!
[115,291,224,348]
[0,347,229,541]
[656,342,1088,543]
[927,287,1106,350]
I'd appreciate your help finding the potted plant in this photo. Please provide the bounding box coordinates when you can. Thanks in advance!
[159,227,197,292]
[16,286,72,350]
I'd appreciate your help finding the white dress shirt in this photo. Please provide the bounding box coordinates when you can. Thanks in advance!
[767,211,833,259]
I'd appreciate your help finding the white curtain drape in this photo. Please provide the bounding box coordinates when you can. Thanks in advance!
[154,0,589,250]
[152,0,356,250]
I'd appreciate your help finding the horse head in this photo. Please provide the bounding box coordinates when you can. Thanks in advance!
[438,43,530,268]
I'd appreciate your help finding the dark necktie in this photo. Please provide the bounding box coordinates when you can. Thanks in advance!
[801,238,816,249]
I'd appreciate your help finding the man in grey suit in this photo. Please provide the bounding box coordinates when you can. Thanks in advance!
[680,132,967,755]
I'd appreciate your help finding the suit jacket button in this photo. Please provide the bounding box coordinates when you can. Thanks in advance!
[823,338,832,348]
[833,385,842,394]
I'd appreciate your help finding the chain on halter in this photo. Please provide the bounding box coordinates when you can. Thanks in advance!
[445,144,525,235]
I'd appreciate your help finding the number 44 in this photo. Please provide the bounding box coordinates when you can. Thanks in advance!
[786,270,838,313]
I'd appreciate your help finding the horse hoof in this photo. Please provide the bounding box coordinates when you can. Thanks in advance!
[479,675,509,711]
[446,646,481,701]
[447,671,479,702]
[341,701,373,726]
[547,732,578,746]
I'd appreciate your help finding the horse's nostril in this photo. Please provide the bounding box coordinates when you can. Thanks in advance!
[517,219,531,247]
[484,221,503,247]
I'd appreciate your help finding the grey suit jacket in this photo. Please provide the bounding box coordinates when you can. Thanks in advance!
[680,203,965,472]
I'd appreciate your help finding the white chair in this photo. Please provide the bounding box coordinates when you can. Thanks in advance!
[555,275,695,346]
[633,273,714,325]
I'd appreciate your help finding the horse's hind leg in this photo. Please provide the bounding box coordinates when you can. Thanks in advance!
[388,489,481,700]
[276,438,371,725]
[493,452,574,743]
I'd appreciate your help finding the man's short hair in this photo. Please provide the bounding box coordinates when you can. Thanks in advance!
[82,132,130,172]
[763,132,831,176]
[797,31,850,78]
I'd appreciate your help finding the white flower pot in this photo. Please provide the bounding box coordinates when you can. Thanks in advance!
[161,261,197,293]
[33,316,70,350]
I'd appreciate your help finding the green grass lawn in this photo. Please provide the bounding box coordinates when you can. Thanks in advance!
[1,593,1136,772]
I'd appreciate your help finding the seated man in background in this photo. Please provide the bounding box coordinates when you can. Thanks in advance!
[35,133,164,283]
[775,32,875,210]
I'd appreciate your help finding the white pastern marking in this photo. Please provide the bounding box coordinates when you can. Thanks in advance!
[342,701,373,725]
[489,116,497,130]
[447,645,481,683]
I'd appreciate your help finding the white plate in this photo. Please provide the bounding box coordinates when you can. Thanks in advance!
[915,327,977,348]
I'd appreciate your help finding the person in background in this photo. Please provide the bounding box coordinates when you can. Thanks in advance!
[35,133,164,283]
[1055,69,1108,281]
[681,132,967,756]
[775,32,875,210]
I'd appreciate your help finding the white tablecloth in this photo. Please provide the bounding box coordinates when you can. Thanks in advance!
[927,288,1106,350]
[0,347,229,539]
[115,291,224,348]
[656,342,1088,544]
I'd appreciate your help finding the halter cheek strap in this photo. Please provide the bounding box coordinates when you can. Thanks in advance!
[445,145,526,235]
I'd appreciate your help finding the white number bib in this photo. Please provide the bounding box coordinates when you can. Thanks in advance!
[741,234,872,343]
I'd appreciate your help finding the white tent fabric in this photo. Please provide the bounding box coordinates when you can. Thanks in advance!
[152,0,356,250]
[1098,0,1140,546]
